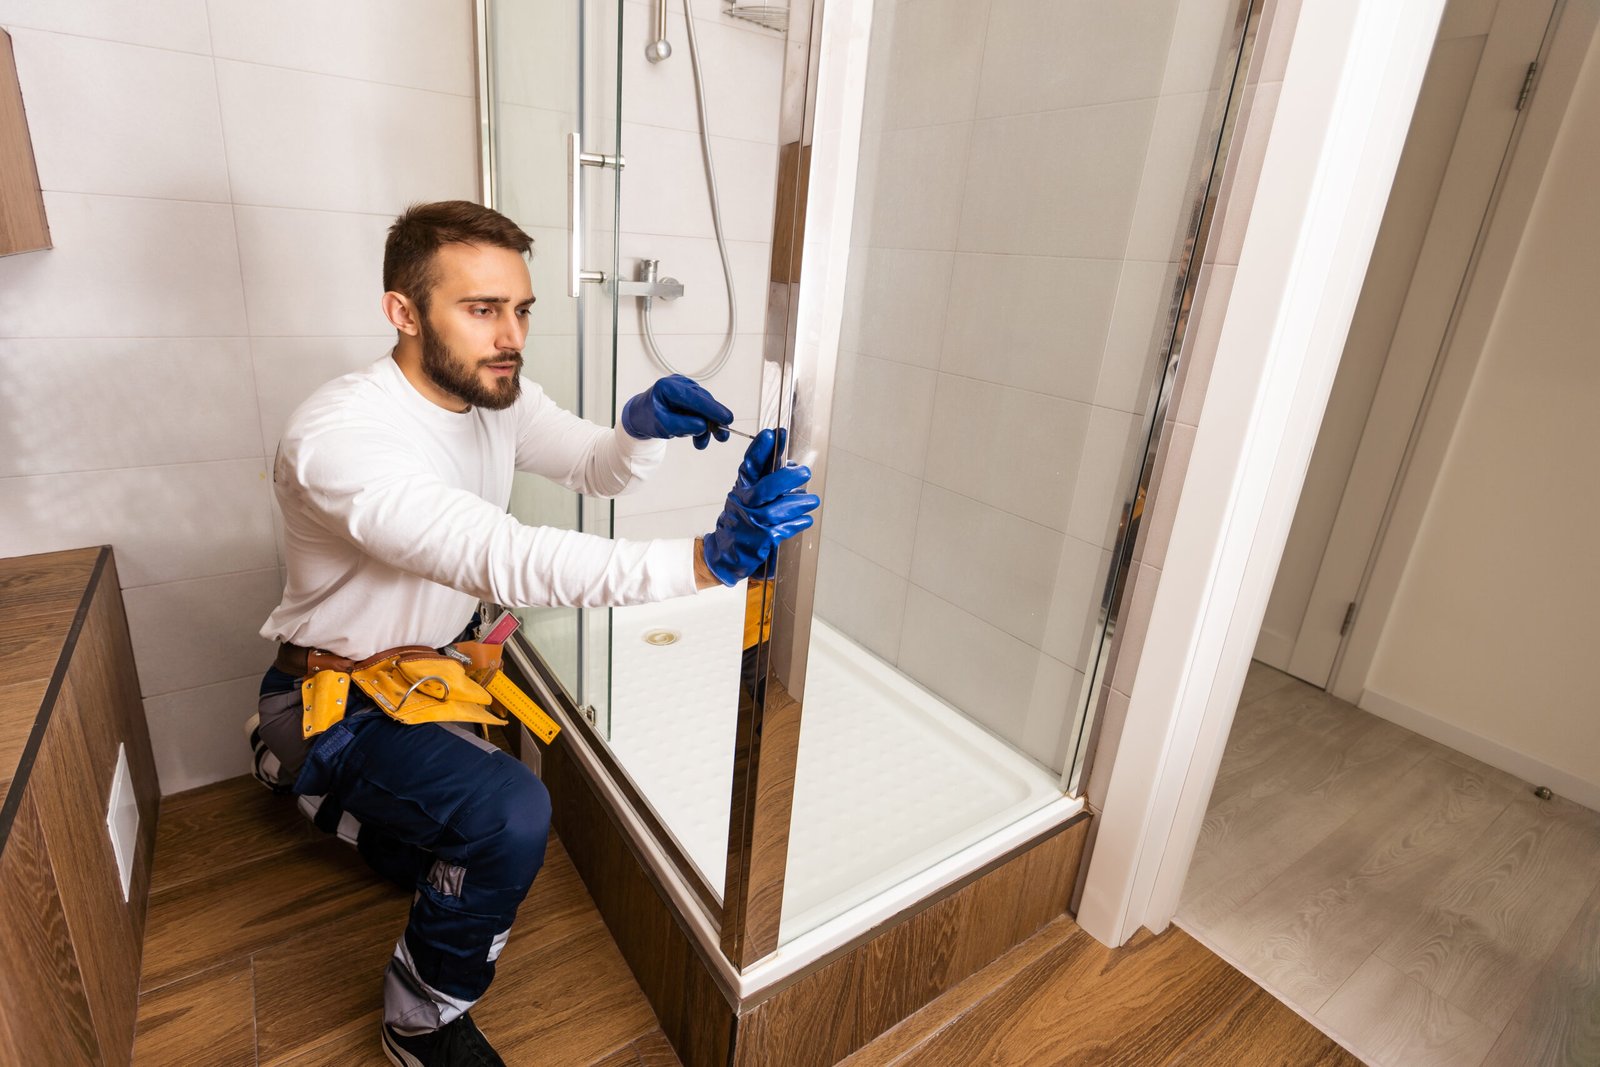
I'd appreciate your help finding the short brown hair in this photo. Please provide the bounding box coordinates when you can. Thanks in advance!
[383,201,533,312]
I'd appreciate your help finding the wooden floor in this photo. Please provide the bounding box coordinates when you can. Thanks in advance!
[134,771,1355,1066]
[1179,661,1600,1067]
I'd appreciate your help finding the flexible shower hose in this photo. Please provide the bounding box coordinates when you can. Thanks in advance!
[643,0,738,381]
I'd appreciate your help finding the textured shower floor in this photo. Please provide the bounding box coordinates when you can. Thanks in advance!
[606,585,1063,939]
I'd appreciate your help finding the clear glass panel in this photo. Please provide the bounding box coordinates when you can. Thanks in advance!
[492,0,790,902]
[492,0,623,715]
[779,0,1250,943]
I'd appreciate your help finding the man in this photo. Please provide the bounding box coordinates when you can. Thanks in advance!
[249,200,817,1066]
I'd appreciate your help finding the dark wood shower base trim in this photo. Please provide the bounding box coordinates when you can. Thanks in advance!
[537,720,1090,1067]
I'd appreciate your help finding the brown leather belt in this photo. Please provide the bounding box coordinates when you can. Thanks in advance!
[274,643,358,677]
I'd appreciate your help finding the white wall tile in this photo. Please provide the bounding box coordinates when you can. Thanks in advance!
[0,192,247,338]
[10,29,229,202]
[1095,259,1178,413]
[1212,81,1280,265]
[614,331,764,421]
[1067,406,1142,548]
[496,104,573,232]
[896,585,1036,745]
[515,225,580,336]
[615,234,771,336]
[1174,263,1236,425]
[910,484,1063,647]
[618,123,777,243]
[0,338,259,476]
[939,253,1119,401]
[862,122,972,252]
[828,354,938,478]
[1019,654,1082,772]
[1039,535,1110,669]
[522,333,581,411]
[959,101,1156,259]
[922,375,1091,531]
[492,0,577,112]
[1124,91,1216,262]
[1138,421,1196,569]
[814,540,907,663]
[0,459,276,587]
[614,501,723,541]
[821,448,923,576]
[621,7,784,144]
[233,205,391,336]
[875,0,990,130]
[1162,0,1243,96]
[841,247,952,370]
[206,0,474,95]
[121,566,283,696]
[612,432,749,517]
[143,674,258,795]
[1252,0,1306,82]
[0,0,211,52]
[977,0,1181,118]
[250,337,392,455]
[216,61,476,215]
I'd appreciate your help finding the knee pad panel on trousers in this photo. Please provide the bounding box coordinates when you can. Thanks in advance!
[453,757,551,895]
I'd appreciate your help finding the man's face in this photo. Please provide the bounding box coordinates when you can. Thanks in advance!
[415,242,536,411]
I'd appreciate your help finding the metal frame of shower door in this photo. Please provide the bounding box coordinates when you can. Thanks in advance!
[718,0,827,971]
[472,0,733,924]
[1063,0,1261,802]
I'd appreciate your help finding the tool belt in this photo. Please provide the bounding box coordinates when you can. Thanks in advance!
[278,640,560,744]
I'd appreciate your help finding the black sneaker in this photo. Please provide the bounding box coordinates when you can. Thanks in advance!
[381,1014,506,1067]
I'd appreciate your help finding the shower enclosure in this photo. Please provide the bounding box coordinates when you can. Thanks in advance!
[480,0,1257,1058]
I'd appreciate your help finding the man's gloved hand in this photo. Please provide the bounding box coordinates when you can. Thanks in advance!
[621,374,735,450]
[701,429,820,586]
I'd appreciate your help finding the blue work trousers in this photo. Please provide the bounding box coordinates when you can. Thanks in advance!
[258,667,551,1034]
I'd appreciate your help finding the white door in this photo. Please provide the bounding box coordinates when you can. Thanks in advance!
[1253,0,1561,689]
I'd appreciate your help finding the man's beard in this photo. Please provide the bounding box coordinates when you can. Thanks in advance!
[418,315,522,411]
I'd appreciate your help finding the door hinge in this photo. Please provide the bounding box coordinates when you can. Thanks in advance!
[1339,601,1358,637]
[1517,61,1538,111]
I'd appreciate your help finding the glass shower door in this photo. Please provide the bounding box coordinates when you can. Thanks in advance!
[490,0,624,733]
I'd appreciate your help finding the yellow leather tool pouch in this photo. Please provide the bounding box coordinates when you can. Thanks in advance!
[350,649,507,728]
[302,671,353,739]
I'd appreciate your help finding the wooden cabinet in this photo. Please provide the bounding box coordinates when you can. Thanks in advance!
[0,28,50,256]
[0,547,158,1065]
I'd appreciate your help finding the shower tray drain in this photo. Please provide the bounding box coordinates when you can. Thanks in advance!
[642,629,681,646]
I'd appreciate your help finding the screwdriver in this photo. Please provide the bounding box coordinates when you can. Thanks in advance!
[713,425,756,440]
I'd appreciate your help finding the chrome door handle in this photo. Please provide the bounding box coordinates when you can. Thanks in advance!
[567,131,624,297]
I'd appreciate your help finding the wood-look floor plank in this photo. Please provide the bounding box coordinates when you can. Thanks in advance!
[1205,753,1519,1010]
[1482,880,1600,1067]
[149,776,322,895]
[254,834,600,1065]
[1182,711,1436,928]
[897,927,1263,1066]
[471,923,661,1065]
[1373,790,1600,1030]
[1238,660,1300,706]
[131,958,255,1067]
[266,1015,386,1067]
[141,836,408,992]
[1316,954,1497,1067]
[1169,982,1361,1067]
[593,1031,684,1067]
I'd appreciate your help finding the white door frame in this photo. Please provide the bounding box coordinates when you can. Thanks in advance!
[1078,0,1600,947]
[1076,0,1451,946]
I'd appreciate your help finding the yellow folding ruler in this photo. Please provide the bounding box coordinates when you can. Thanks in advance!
[485,672,561,744]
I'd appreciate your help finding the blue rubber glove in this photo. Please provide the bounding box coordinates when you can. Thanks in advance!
[702,429,820,586]
[620,374,735,450]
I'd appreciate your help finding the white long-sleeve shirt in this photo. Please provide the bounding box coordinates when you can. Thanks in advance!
[261,354,698,657]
